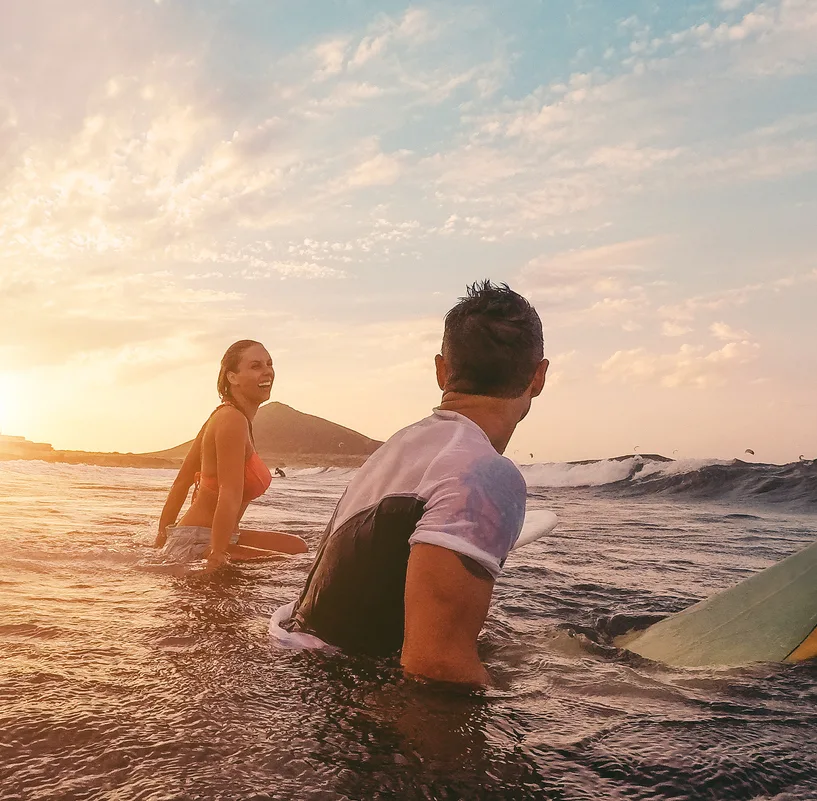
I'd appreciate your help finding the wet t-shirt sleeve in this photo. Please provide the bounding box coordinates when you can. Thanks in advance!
[409,455,527,578]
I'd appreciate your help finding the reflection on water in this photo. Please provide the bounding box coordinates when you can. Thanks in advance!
[0,460,816,799]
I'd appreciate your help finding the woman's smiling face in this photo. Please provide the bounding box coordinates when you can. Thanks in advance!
[227,343,274,404]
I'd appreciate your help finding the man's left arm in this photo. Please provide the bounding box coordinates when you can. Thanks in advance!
[402,455,527,685]
[401,543,496,687]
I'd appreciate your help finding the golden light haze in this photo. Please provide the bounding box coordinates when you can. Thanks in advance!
[0,373,14,434]
[2,326,815,465]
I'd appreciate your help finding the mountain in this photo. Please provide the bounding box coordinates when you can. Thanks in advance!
[144,402,383,467]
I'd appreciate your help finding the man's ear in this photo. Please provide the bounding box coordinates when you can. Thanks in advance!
[529,358,549,398]
[435,354,448,391]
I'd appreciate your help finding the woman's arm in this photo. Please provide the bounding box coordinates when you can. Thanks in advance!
[206,409,248,568]
[155,434,203,547]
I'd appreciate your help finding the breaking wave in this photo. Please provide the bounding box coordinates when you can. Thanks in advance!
[520,456,817,508]
[280,466,357,479]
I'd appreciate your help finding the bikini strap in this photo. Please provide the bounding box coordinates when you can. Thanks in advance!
[219,399,255,445]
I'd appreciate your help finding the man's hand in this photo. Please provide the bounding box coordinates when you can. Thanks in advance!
[401,543,495,687]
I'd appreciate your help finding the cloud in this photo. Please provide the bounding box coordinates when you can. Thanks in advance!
[0,263,251,370]
[520,238,656,305]
[677,0,817,76]
[344,151,405,188]
[176,243,347,280]
[546,349,578,387]
[349,8,436,70]
[662,321,692,337]
[585,294,649,321]
[599,340,760,388]
[0,2,506,284]
[312,37,350,78]
[5,0,812,300]
[683,140,817,183]
[419,0,817,241]
[659,270,817,323]
[710,321,751,341]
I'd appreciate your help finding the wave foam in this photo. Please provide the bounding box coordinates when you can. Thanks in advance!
[521,456,816,507]
[283,466,358,479]
[520,458,640,488]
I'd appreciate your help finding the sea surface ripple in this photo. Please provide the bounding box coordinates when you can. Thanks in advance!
[0,457,815,800]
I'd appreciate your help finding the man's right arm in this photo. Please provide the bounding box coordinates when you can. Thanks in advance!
[401,542,495,687]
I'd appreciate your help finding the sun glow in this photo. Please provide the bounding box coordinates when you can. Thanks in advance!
[0,373,18,435]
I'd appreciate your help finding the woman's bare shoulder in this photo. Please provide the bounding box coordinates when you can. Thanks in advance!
[206,405,249,436]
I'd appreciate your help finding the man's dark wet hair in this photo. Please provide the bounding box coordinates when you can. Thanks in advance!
[442,280,544,398]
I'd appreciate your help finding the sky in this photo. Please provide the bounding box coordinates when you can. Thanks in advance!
[0,0,815,464]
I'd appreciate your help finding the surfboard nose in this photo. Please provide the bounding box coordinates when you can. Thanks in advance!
[619,539,817,668]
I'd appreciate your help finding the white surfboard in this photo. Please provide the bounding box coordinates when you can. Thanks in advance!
[512,508,559,550]
[268,600,337,651]
[619,539,817,667]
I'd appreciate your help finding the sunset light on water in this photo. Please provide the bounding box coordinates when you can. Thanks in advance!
[2,459,816,798]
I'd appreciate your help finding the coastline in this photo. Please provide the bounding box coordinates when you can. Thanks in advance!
[0,449,371,469]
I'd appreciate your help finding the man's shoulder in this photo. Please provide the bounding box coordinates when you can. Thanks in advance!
[345,411,524,507]
[385,412,524,488]
[458,451,526,499]
[361,413,451,464]
[418,440,525,512]
[385,412,441,442]
[410,446,526,577]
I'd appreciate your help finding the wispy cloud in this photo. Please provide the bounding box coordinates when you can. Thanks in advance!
[659,270,817,323]
[662,321,693,338]
[599,339,760,389]
[710,321,752,341]
[520,239,656,304]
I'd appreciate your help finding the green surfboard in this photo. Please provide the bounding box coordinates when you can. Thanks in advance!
[618,539,817,667]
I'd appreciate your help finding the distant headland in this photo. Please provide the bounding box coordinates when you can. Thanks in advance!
[0,403,383,469]
[0,433,56,460]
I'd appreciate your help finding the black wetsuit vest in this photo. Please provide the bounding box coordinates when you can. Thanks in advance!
[288,495,426,656]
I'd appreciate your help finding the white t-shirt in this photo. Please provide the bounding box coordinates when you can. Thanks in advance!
[284,409,527,655]
[335,408,525,575]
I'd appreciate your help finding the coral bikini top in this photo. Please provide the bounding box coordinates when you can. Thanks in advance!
[194,403,272,503]
[196,450,272,503]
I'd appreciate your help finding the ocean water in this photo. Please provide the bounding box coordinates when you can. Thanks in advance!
[1,456,816,801]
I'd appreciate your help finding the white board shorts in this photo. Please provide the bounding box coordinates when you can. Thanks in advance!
[162,525,240,562]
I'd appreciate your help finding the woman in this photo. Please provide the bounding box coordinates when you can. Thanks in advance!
[155,339,307,568]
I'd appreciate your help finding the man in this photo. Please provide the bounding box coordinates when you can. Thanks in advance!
[283,281,548,686]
